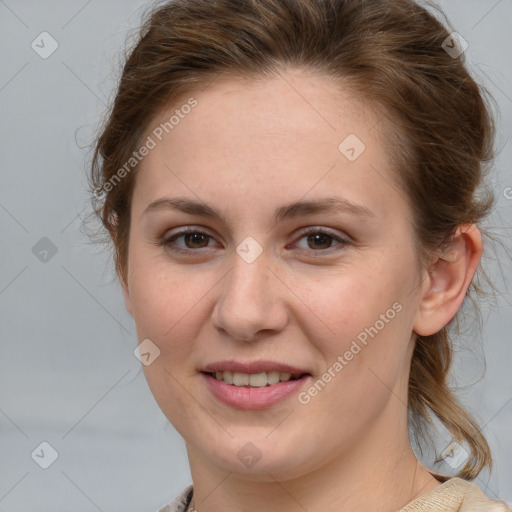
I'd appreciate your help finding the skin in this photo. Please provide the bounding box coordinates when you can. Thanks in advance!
[122,68,483,512]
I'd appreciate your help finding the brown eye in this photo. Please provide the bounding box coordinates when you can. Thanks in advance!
[161,229,217,254]
[182,232,210,249]
[292,228,350,253]
[305,232,334,250]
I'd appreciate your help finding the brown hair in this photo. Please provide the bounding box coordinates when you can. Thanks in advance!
[88,0,497,479]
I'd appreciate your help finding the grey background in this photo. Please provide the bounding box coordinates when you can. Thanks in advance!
[0,1,511,511]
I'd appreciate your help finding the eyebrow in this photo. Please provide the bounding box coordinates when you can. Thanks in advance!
[142,196,376,227]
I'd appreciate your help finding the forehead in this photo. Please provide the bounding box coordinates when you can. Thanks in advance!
[150,70,379,149]
[133,70,407,223]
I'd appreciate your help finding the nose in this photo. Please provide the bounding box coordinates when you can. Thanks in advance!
[210,249,289,342]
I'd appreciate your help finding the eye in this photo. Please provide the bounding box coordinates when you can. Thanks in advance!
[289,227,350,253]
[160,228,218,254]
[159,226,350,255]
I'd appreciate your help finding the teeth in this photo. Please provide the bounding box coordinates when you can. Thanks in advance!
[267,371,281,385]
[233,372,249,386]
[249,372,267,387]
[279,372,292,382]
[211,370,298,387]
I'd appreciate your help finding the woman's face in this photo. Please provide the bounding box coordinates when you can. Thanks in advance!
[123,69,427,479]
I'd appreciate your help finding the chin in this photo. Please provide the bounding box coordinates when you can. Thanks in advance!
[193,434,321,481]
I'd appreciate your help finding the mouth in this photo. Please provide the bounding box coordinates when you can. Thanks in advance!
[200,368,313,409]
[202,370,309,388]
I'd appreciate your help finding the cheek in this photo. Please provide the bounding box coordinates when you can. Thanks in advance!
[128,247,203,338]
[296,262,411,345]
[130,266,206,426]
[298,293,413,433]
[141,360,205,441]
[295,259,417,397]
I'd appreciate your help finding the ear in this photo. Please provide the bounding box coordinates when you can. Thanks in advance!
[122,279,134,318]
[413,224,483,336]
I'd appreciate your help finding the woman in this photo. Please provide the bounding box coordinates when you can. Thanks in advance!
[88,0,511,510]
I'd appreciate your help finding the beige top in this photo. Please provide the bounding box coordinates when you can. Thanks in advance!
[157,477,511,512]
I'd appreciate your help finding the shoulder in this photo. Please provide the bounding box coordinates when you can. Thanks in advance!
[156,480,512,512]
[457,478,512,512]
[401,477,512,512]
[156,484,194,512]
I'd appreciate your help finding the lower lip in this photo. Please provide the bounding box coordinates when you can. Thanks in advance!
[201,372,311,410]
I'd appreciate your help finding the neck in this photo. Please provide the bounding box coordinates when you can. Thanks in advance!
[185,409,441,512]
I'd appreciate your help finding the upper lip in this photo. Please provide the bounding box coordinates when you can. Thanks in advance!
[201,360,311,377]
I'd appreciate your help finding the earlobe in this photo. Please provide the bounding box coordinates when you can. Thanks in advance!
[122,280,134,317]
[413,225,482,336]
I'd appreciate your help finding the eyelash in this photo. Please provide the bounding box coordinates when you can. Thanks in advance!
[159,226,351,256]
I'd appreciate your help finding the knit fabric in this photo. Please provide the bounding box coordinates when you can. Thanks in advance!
[156,477,511,512]
[401,477,511,512]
